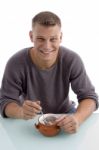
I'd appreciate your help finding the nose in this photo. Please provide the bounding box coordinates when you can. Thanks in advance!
[43,40,51,51]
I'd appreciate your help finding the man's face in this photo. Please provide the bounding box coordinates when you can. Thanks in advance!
[29,24,62,62]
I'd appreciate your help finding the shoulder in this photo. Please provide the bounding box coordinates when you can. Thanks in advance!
[6,47,31,68]
[59,46,86,80]
[8,47,29,62]
[59,46,83,65]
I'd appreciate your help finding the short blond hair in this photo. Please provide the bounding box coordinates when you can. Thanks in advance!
[32,11,61,28]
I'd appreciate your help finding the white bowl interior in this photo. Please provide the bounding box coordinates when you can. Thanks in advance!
[39,114,60,124]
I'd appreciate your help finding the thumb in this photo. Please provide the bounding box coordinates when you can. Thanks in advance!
[35,100,41,105]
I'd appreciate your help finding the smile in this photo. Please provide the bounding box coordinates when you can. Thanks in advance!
[39,50,55,54]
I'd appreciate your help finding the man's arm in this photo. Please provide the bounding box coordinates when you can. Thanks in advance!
[4,102,23,119]
[56,99,96,134]
[4,100,42,119]
[74,98,96,125]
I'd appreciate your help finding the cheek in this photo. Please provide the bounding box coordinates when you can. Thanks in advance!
[53,42,60,48]
[33,41,41,47]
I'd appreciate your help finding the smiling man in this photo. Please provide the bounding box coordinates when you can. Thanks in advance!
[29,15,62,69]
[0,11,98,134]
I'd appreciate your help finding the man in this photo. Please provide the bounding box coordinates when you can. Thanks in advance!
[0,11,98,134]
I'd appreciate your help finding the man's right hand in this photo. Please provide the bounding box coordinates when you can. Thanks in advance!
[5,100,42,120]
[19,100,42,119]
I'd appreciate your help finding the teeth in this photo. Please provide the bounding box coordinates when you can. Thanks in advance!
[39,49,53,54]
[43,52,51,53]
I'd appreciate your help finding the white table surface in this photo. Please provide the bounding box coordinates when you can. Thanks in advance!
[0,113,99,150]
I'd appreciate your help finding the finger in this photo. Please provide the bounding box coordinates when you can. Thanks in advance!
[23,108,38,119]
[56,114,79,134]
[36,101,41,105]
[33,101,42,110]
[20,106,38,120]
[55,115,67,123]
[64,126,78,134]
[56,115,77,128]
[24,101,42,111]
[24,106,41,115]
[56,115,70,126]
[62,120,78,133]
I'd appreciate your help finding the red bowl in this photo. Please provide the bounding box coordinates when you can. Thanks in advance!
[35,114,61,137]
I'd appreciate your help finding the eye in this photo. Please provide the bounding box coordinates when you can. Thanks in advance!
[50,38,57,42]
[37,38,45,42]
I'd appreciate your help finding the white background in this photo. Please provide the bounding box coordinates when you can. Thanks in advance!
[0,0,99,110]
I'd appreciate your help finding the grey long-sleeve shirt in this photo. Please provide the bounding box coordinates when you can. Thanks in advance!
[0,46,98,117]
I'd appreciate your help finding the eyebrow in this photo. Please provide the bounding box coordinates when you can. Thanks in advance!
[36,35,58,38]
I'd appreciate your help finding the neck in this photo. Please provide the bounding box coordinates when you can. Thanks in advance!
[30,48,58,69]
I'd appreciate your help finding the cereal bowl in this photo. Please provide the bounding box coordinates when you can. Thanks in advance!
[35,114,60,137]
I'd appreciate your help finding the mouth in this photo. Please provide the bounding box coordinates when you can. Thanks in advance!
[39,49,55,55]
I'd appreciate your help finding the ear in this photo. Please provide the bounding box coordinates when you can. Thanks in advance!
[60,32,63,42]
[29,31,33,42]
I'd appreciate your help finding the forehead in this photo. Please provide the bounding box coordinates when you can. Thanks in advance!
[32,24,61,36]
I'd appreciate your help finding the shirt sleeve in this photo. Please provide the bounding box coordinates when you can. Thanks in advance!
[69,53,99,109]
[0,57,23,117]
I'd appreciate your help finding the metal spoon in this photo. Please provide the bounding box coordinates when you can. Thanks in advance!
[40,111,48,125]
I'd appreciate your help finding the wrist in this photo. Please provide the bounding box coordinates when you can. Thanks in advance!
[5,102,23,119]
[73,112,83,126]
[17,107,24,119]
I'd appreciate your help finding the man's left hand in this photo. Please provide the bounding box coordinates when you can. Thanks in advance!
[56,114,79,134]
